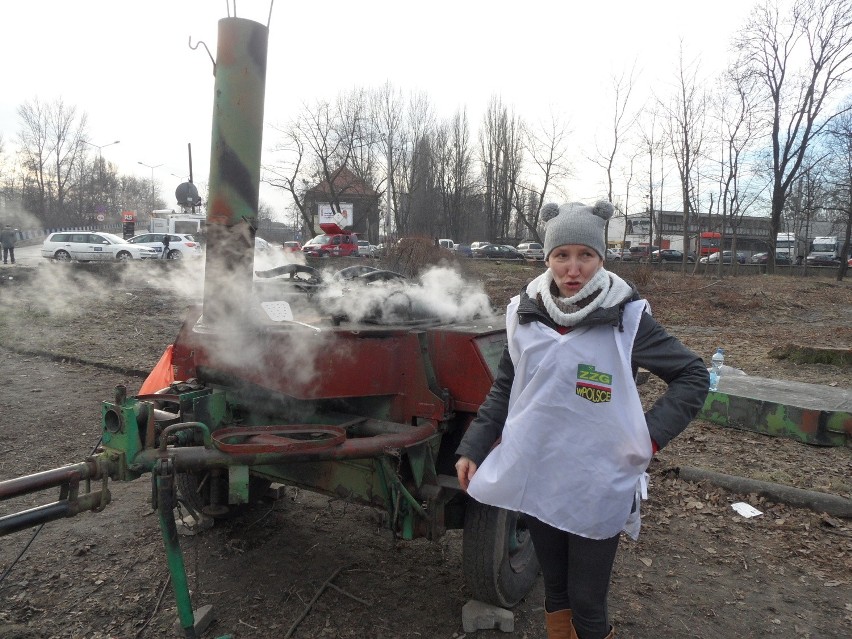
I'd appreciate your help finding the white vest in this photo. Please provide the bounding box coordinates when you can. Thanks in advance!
[468,298,652,540]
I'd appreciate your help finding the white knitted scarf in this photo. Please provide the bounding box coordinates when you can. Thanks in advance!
[525,268,633,327]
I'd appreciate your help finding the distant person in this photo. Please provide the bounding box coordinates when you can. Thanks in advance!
[161,233,170,259]
[455,201,708,639]
[1,225,17,264]
[795,255,803,266]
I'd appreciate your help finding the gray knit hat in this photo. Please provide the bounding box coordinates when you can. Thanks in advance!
[541,200,614,258]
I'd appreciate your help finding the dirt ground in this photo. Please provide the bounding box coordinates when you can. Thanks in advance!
[0,256,850,639]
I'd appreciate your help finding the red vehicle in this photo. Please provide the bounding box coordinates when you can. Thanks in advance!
[699,232,721,258]
[301,232,359,257]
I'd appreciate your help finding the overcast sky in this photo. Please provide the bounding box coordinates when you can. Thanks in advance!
[0,0,760,219]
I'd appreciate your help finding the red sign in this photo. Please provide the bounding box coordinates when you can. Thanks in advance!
[122,211,137,222]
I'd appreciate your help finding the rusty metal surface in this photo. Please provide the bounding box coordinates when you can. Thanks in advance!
[0,461,97,499]
[212,424,347,454]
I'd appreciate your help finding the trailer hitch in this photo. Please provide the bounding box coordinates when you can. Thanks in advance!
[0,456,113,536]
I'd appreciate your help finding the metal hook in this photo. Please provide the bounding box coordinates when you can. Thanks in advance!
[188,36,216,73]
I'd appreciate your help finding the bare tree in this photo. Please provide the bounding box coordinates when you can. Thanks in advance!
[399,91,437,237]
[824,108,852,280]
[433,109,476,241]
[592,66,639,204]
[16,98,52,220]
[265,91,370,235]
[734,0,852,273]
[49,99,87,220]
[16,97,88,225]
[523,107,572,242]
[371,82,404,239]
[637,107,664,253]
[711,66,765,275]
[265,116,311,233]
[661,45,707,271]
[479,96,524,242]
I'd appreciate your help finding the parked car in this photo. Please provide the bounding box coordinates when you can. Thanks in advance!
[469,241,491,252]
[605,248,622,261]
[282,241,302,254]
[453,243,473,258]
[127,233,202,259]
[700,250,746,264]
[650,249,695,263]
[437,239,455,250]
[302,232,359,257]
[517,242,545,260]
[357,240,375,258]
[623,245,659,262]
[42,231,158,262]
[255,237,271,252]
[472,244,525,260]
[749,252,792,265]
[806,254,842,267]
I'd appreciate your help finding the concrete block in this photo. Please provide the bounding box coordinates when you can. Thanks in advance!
[172,603,214,636]
[176,511,214,536]
[462,599,514,633]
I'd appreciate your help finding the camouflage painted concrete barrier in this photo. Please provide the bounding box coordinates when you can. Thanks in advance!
[699,375,852,447]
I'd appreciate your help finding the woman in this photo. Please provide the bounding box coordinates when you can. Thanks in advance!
[455,201,709,639]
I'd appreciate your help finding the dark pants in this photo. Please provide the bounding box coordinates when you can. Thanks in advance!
[2,247,13,263]
[526,515,619,639]
[161,246,169,259]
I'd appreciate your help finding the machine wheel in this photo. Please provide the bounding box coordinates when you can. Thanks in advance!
[175,471,273,518]
[168,249,182,259]
[116,251,132,260]
[54,250,72,262]
[175,471,210,515]
[462,501,540,608]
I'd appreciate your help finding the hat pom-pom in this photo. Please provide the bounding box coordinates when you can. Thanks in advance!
[592,200,615,221]
[541,202,560,222]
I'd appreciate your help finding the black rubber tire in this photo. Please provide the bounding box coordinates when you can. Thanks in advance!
[116,251,132,260]
[462,500,540,608]
[54,250,72,262]
[175,471,210,514]
[168,249,182,259]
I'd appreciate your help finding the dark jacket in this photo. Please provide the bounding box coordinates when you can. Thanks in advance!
[456,280,709,465]
[0,228,17,248]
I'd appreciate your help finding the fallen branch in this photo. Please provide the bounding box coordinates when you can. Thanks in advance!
[285,565,367,638]
[672,466,852,518]
[135,573,171,639]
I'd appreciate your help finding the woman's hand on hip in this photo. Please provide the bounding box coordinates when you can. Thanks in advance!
[455,457,477,491]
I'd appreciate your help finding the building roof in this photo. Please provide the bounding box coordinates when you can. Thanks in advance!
[306,167,378,199]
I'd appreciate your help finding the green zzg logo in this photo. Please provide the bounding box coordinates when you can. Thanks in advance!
[575,363,612,403]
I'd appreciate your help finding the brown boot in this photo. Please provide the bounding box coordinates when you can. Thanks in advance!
[545,609,577,639]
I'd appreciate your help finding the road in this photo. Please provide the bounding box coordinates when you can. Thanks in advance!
[2,243,42,268]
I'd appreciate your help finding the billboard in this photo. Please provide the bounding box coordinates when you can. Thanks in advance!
[318,202,353,229]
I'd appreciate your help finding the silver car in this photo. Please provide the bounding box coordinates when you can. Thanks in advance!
[41,231,158,261]
[517,242,545,260]
[127,233,203,259]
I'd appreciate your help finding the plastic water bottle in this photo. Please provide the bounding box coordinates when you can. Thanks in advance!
[709,348,724,391]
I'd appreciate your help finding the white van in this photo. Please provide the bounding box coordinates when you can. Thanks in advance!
[438,239,455,250]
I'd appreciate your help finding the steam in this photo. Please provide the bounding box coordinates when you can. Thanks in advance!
[4,245,495,401]
[315,265,494,325]
[0,200,42,232]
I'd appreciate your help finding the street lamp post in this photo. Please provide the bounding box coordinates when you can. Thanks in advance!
[138,161,164,213]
